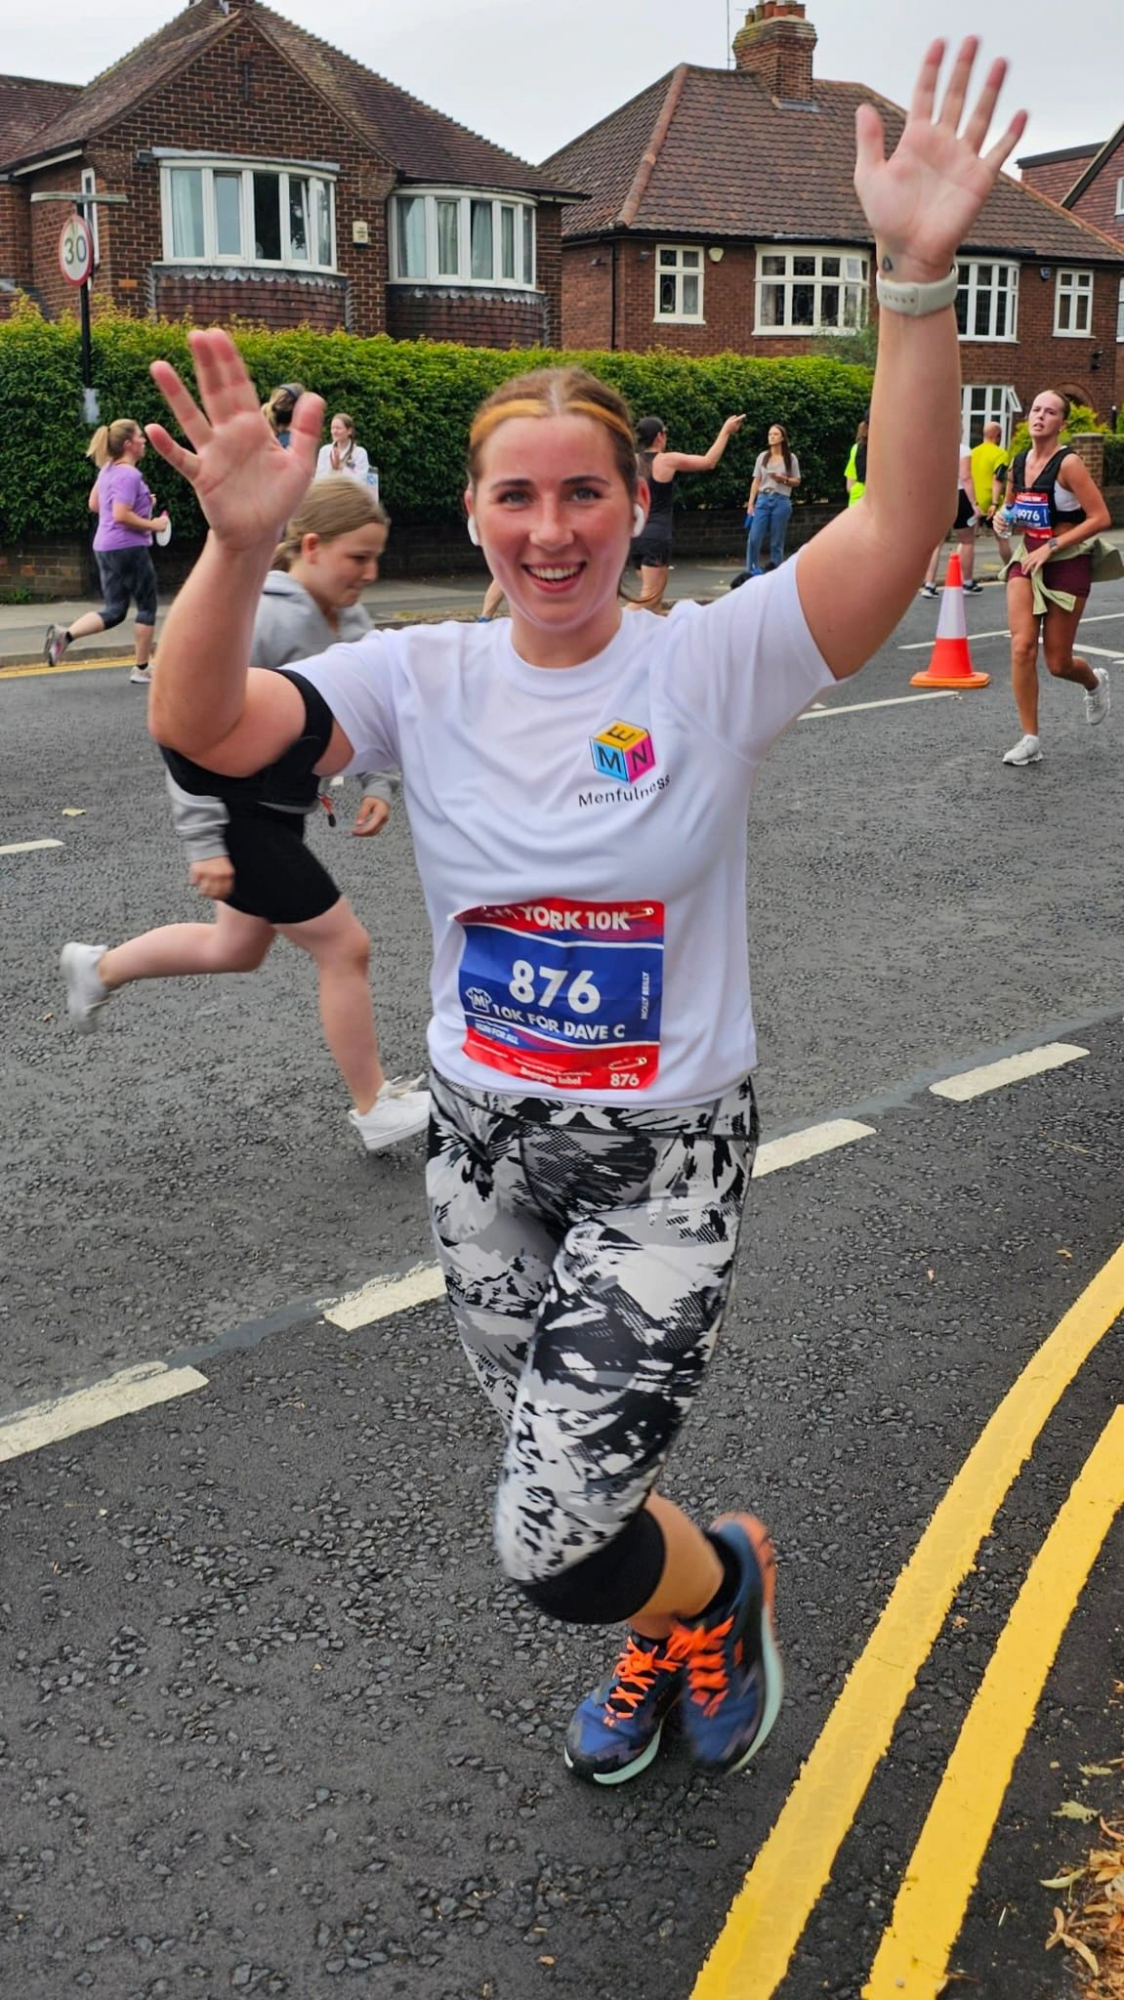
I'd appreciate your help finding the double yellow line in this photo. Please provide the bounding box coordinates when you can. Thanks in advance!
[0,655,136,681]
[693,1242,1124,2000]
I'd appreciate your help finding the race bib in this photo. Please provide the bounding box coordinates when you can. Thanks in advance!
[456,897,664,1091]
[1007,488,1052,546]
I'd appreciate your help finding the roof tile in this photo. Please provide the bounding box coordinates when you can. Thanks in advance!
[544,66,1124,264]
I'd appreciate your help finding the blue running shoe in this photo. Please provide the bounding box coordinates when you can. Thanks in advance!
[564,1630,683,1785]
[667,1513,783,1777]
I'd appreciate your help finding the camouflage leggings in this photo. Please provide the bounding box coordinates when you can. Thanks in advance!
[426,1070,757,1586]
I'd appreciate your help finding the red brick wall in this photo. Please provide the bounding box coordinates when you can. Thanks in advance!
[1019,156,1097,205]
[386,286,549,348]
[152,268,349,331]
[565,237,1122,423]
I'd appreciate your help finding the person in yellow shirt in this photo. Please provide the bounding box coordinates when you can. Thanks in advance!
[972,422,1011,566]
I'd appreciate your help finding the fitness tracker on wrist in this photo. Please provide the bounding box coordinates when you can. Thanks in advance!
[875,265,959,317]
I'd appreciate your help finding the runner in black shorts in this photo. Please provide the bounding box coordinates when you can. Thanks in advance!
[60,501,430,1156]
[628,412,746,612]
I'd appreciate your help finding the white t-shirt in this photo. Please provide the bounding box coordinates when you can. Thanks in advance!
[315,443,371,482]
[298,555,834,1106]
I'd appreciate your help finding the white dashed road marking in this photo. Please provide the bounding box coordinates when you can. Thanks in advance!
[0,838,64,855]
[0,1361,209,1464]
[325,1261,448,1331]
[754,1118,876,1177]
[929,1042,1088,1103]
[898,609,1124,651]
[800,694,955,720]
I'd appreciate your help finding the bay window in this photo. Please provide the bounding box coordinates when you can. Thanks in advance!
[389,189,537,288]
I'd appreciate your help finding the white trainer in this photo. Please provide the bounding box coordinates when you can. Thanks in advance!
[348,1081,431,1153]
[1001,734,1043,767]
[1084,666,1110,726]
[60,942,113,1030]
[130,667,152,686]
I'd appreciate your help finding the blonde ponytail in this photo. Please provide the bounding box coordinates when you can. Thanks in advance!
[272,477,389,570]
[86,418,140,467]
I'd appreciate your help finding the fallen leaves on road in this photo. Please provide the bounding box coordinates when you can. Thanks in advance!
[1057,1802,1101,1822]
[1044,1811,1124,1998]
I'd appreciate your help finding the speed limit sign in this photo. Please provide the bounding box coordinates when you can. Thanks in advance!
[58,213,93,288]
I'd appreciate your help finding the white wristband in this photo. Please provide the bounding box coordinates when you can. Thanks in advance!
[875,265,959,317]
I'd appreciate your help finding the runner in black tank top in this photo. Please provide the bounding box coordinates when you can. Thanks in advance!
[629,411,747,613]
[996,388,1111,767]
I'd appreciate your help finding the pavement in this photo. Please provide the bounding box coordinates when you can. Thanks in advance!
[3,566,1124,1998]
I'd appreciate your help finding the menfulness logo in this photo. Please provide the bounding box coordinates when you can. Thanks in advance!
[590,719,657,786]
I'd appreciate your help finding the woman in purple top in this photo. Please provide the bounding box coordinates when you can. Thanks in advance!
[44,418,170,686]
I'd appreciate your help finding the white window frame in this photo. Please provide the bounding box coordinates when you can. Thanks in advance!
[1115,176,1124,217]
[387,188,537,290]
[955,261,1019,342]
[1054,267,1093,336]
[961,383,1022,447]
[654,244,705,323]
[1117,277,1124,343]
[159,159,337,271]
[753,245,870,335]
[80,166,99,266]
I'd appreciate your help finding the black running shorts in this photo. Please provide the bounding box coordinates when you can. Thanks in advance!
[224,806,340,927]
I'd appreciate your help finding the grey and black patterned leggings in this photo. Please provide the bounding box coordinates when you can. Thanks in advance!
[426,1069,757,1589]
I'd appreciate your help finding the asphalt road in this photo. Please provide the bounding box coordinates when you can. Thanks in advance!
[3,573,1124,1998]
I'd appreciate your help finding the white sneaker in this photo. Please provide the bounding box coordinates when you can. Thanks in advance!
[130,667,152,686]
[348,1081,431,1153]
[60,942,113,1030]
[1084,666,1110,727]
[44,623,70,668]
[1001,734,1042,767]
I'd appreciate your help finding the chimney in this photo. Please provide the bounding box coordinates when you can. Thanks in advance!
[733,2,817,101]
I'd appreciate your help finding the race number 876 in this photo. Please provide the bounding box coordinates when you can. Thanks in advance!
[509,961,601,1014]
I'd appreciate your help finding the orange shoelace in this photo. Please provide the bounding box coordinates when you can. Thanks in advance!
[604,1634,677,1723]
[665,1613,738,1718]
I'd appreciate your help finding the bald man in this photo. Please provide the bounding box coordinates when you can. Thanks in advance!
[972,421,1011,567]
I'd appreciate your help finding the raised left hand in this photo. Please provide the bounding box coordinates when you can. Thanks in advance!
[855,39,1027,282]
[352,795,390,837]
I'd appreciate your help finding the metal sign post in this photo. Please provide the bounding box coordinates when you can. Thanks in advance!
[31,189,128,426]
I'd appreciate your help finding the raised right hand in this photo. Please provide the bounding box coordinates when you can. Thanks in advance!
[146,329,323,551]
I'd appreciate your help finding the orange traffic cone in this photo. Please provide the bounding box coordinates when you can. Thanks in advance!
[910,552,989,689]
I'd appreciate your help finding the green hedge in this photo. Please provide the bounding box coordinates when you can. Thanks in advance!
[0,300,871,539]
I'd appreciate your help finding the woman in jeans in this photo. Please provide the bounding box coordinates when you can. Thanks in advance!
[44,419,169,686]
[745,424,801,574]
[140,36,1025,1788]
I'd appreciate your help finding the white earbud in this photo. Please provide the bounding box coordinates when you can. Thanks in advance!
[467,516,481,547]
[632,503,647,538]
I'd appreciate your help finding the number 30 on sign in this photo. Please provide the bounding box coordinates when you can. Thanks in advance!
[58,214,93,288]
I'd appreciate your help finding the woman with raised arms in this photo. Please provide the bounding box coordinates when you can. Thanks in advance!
[143,40,1023,1787]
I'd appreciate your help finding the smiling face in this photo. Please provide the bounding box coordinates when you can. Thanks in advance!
[1028,392,1067,446]
[330,415,354,448]
[295,522,387,609]
[466,414,635,665]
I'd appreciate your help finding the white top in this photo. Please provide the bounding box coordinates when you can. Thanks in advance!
[315,442,371,482]
[298,555,834,1106]
[754,450,800,497]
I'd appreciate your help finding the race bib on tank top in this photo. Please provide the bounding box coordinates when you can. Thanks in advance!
[1007,486,1053,546]
[455,897,664,1091]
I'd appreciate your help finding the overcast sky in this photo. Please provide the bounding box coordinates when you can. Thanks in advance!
[7,0,1120,173]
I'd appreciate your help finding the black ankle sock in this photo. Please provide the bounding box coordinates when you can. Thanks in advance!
[698,1533,740,1620]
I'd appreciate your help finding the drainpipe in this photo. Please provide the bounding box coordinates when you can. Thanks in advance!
[610,237,618,351]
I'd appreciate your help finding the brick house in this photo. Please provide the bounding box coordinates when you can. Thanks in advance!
[543,0,1124,440]
[0,0,576,346]
[1019,129,1124,408]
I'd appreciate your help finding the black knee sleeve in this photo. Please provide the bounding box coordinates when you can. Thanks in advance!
[515,1508,666,1626]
